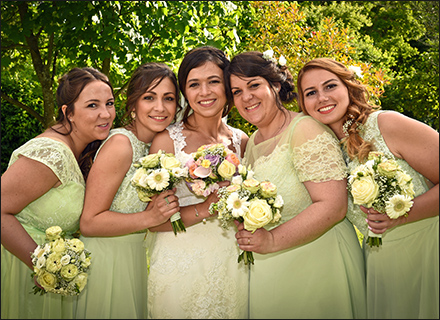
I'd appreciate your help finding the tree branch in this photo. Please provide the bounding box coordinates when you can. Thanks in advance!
[1,92,45,126]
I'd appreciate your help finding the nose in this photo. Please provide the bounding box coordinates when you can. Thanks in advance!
[242,90,253,102]
[200,83,211,96]
[153,99,166,112]
[100,105,114,119]
[318,91,329,102]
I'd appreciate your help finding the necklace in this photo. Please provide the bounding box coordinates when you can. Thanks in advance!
[257,110,292,143]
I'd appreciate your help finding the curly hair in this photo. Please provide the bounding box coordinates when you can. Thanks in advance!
[297,58,380,162]
[225,51,296,111]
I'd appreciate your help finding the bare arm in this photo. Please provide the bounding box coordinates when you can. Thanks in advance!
[80,134,180,237]
[1,156,60,270]
[367,112,439,233]
[236,179,348,253]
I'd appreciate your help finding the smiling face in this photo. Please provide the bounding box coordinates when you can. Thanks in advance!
[300,68,350,133]
[229,74,279,128]
[184,61,227,119]
[67,80,116,143]
[133,76,177,136]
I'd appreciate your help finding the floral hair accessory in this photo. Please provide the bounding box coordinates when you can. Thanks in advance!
[348,65,363,79]
[262,49,286,67]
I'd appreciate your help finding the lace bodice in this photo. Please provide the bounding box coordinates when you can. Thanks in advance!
[96,128,150,215]
[344,110,430,236]
[243,113,347,228]
[8,138,85,235]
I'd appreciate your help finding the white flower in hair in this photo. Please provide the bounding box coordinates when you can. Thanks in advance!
[278,55,287,66]
[262,49,274,61]
[348,65,363,78]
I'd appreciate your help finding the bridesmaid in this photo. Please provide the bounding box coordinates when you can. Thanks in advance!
[225,51,367,319]
[1,67,115,319]
[297,57,439,319]
[75,63,180,319]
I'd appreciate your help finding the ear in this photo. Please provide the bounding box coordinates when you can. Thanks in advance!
[274,82,281,92]
[62,105,73,121]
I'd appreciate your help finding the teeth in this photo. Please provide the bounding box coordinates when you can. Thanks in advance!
[200,100,214,105]
[319,105,334,112]
[151,116,166,120]
[246,103,259,111]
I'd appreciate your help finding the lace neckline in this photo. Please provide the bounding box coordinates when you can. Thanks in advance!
[168,121,243,159]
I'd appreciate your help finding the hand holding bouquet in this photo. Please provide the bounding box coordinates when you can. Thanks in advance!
[30,226,91,296]
[209,164,283,265]
[131,150,189,235]
[348,151,415,247]
[185,143,241,197]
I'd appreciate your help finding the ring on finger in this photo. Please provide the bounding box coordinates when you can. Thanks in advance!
[367,209,370,214]
[248,238,251,245]
[165,197,170,205]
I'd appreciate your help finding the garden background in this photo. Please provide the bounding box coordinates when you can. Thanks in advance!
[2,0,439,176]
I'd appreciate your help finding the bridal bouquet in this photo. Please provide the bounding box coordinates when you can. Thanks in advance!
[30,226,92,296]
[131,150,189,235]
[209,164,283,265]
[185,143,241,197]
[348,151,415,247]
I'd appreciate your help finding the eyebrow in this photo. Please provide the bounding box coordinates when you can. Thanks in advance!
[187,74,222,83]
[231,78,259,90]
[145,91,176,96]
[303,78,338,92]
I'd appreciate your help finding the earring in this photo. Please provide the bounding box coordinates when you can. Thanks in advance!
[131,111,136,119]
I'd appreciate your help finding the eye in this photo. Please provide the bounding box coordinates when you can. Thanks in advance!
[87,103,97,108]
[305,90,316,97]
[232,89,241,96]
[143,95,154,100]
[326,83,337,90]
[250,83,260,89]
[165,96,175,102]
[188,83,199,88]
[210,79,221,84]
[106,101,115,107]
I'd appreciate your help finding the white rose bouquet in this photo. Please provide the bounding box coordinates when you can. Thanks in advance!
[131,150,189,235]
[348,151,415,247]
[30,226,92,296]
[209,164,283,265]
[185,143,241,197]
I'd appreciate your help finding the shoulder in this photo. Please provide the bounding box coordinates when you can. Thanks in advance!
[150,127,174,154]
[377,110,437,139]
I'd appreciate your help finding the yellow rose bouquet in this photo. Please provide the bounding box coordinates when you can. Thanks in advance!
[30,226,92,296]
[185,143,241,197]
[131,150,189,235]
[348,151,415,247]
[209,164,283,265]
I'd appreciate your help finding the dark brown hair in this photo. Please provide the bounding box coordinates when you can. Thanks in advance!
[178,46,232,124]
[52,67,114,180]
[297,58,379,162]
[121,62,180,126]
[225,51,296,111]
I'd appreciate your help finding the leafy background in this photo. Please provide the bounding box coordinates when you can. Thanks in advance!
[2,1,439,175]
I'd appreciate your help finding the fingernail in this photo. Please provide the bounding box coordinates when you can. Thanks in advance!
[368,226,372,230]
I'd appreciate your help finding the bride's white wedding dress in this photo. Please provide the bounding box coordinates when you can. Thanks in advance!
[146,121,249,319]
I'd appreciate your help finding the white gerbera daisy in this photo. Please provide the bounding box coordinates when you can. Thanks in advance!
[146,168,170,191]
[226,192,250,218]
[385,194,413,219]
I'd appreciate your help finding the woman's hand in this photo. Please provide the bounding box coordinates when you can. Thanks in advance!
[144,189,180,228]
[234,220,275,254]
[360,206,403,234]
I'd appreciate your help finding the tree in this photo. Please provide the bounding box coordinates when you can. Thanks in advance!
[1,0,256,173]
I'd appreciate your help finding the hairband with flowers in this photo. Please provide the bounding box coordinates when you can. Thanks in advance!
[262,49,287,67]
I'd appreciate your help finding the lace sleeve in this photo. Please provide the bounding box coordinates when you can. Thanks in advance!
[292,131,347,183]
[9,138,83,186]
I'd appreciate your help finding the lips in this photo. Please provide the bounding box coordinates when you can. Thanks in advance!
[199,99,215,106]
[246,103,260,111]
[318,105,335,114]
[97,123,110,129]
[150,116,167,121]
